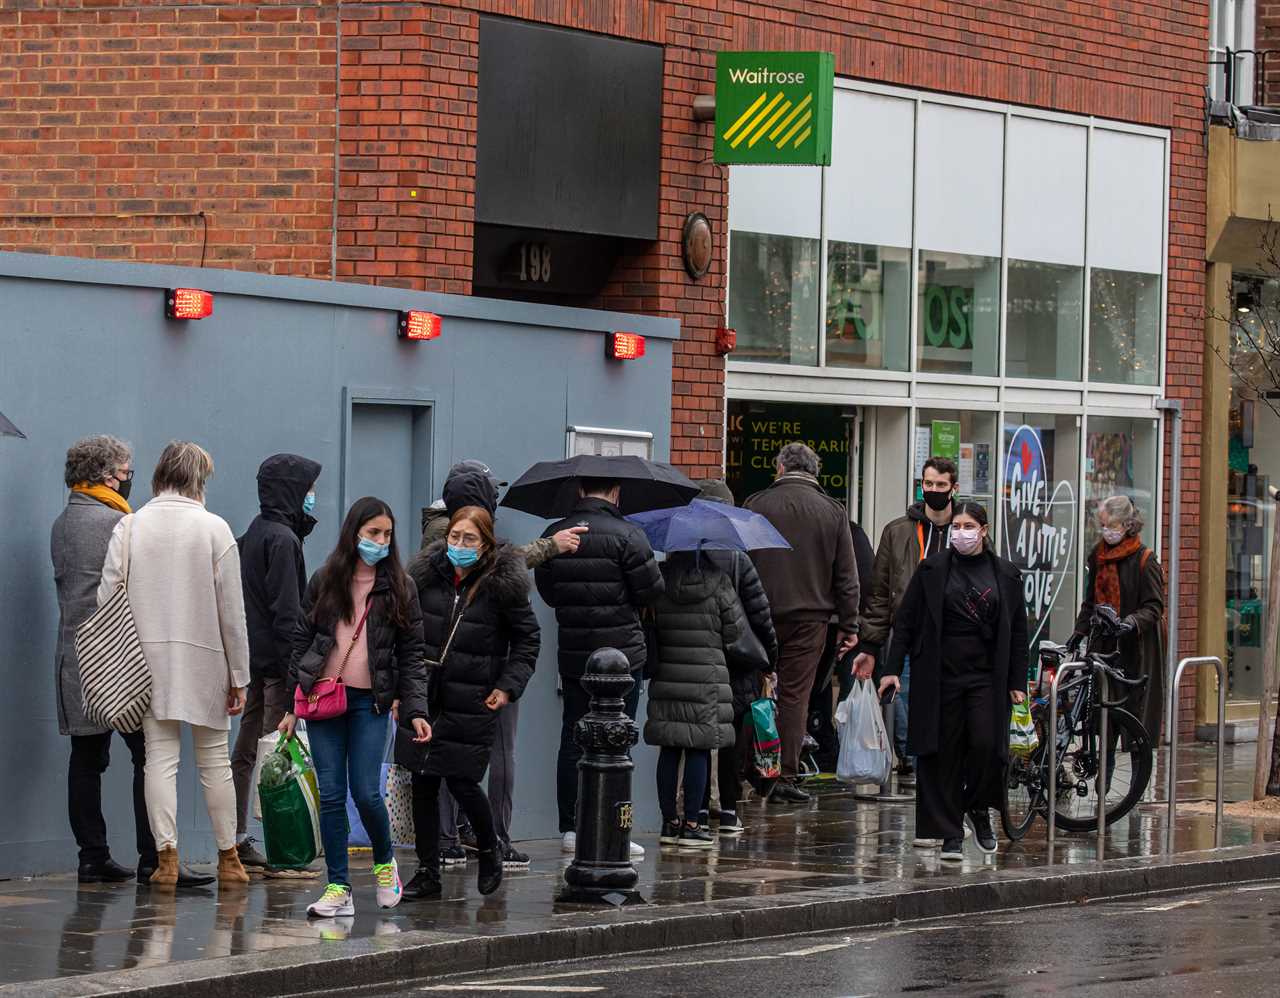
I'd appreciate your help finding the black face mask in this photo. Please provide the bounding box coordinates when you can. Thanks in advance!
[922,488,953,512]
[116,478,132,502]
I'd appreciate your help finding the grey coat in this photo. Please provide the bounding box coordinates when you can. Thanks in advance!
[50,493,123,736]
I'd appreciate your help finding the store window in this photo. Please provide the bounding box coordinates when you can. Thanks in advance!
[913,409,997,511]
[1088,269,1161,386]
[1005,261,1083,380]
[1001,414,1081,647]
[1082,415,1159,553]
[916,252,1000,377]
[1225,274,1280,701]
[728,232,820,364]
[825,242,910,370]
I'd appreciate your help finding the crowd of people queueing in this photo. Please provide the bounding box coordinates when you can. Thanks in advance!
[51,434,1165,913]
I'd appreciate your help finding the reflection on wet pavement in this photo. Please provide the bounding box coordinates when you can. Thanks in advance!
[0,743,1274,987]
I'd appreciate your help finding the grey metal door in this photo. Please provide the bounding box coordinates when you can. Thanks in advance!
[346,400,433,558]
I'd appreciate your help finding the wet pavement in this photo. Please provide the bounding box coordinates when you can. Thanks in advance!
[380,880,1280,996]
[0,743,1276,991]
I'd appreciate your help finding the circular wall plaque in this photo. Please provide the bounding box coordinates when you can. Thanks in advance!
[682,212,713,280]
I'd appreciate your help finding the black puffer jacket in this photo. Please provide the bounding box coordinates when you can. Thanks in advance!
[643,555,744,751]
[535,497,664,677]
[239,454,321,679]
[704,549,779,716]
[288,563,430,720]
[398,542,540,781]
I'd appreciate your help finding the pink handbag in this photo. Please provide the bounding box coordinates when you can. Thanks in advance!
[293,598,373,721]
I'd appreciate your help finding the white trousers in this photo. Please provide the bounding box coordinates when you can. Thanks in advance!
[142,716,237,852]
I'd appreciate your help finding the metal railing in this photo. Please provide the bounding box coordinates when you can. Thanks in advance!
[1046,660,1107,861]
[1165,656,1227,851]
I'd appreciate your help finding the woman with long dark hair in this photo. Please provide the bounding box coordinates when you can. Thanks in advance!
[876,501,1028,862]
[282,496,431,918]
[399,505,539,901]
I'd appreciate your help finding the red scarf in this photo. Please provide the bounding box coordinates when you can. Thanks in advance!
[1093,535,1143,611]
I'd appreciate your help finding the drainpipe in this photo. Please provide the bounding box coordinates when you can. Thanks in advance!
[1155,398,1183,746]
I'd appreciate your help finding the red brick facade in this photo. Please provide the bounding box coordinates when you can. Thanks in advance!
[1258,2,1280,105]
[0,1,1208,704]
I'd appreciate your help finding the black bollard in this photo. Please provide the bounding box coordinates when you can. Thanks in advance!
[558,648,644,905]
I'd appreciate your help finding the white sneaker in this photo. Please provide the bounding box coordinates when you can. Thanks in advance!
[629,840,645,860]
[307,883,354,918]
[912,837,942,848]
[561,831,576,854]
[373,858,401,909]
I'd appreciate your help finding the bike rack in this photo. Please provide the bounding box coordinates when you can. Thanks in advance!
[1046,660,1108,861]
[1165,656,1227,851]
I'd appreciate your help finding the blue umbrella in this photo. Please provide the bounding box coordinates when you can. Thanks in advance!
[627,499,792,554]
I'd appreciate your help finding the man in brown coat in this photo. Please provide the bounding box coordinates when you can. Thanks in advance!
[745,443,860,803]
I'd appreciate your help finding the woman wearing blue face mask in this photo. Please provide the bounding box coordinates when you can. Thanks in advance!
[397,505,540,901]
[282,496,431,918]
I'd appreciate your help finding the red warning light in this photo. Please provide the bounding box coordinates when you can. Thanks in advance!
[166,288,213,320]
[398,310,442,341]
[607,332,646,361]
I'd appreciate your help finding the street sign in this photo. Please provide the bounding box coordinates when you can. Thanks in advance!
[714,51,834,166]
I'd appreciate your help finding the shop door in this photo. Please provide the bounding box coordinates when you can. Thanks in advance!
[726,400,855,508]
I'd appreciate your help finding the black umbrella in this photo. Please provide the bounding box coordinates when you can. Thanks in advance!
[500,454,700,518]
[0,410,24,439]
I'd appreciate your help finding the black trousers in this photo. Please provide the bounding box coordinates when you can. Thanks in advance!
[557,675,641,833]
[412,772,497,872]
[915,679,1002,841]
[68,729,157,866]
[704,710,751,815]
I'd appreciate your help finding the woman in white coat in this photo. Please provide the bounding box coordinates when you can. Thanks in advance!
[98,441,252,887]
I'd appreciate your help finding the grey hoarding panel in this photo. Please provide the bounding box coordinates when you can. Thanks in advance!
[0,253,676,875]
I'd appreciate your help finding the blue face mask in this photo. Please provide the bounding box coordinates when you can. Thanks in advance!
[447,545,480,569]
[302,492,316,515]
[357,537,390,566]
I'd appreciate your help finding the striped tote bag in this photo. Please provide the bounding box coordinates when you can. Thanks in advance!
[75,515,151,733]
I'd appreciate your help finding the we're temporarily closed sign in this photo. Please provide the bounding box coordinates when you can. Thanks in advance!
[714,51,834,166]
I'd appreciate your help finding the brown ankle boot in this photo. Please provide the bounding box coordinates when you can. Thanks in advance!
[218,847,250,885]
[150,846,179,887]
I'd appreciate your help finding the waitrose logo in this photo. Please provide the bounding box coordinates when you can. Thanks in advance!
[727,67,807,85]
[715,51,833,166]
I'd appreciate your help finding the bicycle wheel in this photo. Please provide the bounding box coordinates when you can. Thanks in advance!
[1051,708,1152,832]
[1000,751,1043,841]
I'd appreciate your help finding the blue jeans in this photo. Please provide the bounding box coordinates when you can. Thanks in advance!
[893,656,911,761]
[307,688,392,887]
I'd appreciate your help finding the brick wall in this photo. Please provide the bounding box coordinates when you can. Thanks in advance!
[0,1,1208,723]
[1260,1,1280,106]
[0,1,336,274]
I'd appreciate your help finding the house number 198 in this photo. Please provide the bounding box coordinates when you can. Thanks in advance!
[519,242,552,283]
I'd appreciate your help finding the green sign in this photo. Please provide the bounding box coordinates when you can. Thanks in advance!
[931,420,961,462]
[725,401,850,506]
[715,51,834,166]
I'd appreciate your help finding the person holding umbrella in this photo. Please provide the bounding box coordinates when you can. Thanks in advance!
[506,454,697,858]
[629,485,787,840]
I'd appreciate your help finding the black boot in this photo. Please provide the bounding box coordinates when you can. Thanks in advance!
[78,857,135,884]
[477,848,503,896]
[402,867,442,901]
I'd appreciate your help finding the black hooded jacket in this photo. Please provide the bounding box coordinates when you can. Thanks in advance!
[535,497,665,677]
[239,454,321,680]
[397,541,540,781]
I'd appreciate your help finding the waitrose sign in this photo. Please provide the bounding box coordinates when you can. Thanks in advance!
[714,51,834,166]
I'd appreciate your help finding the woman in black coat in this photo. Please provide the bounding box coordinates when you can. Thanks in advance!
[877,502,1028,862]
[398,505,539,900]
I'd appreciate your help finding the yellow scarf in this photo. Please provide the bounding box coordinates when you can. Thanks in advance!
[71,482,132,515]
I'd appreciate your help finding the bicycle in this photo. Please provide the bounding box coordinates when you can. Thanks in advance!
[1001,605,1154,840]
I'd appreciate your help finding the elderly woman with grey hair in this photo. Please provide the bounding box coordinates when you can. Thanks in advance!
[51,435,171,885]
[1070,495,1166,740]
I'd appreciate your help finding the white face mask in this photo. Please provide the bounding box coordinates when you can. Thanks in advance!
[1101,526,1125,546]
[951,526,983,555]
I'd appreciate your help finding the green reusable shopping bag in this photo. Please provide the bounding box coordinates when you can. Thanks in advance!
[259,735,322,869]
[1009,701,1039,758]
[750,696,782,780]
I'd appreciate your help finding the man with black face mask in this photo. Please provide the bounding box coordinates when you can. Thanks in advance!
[852,455,958,782]
[231,452,322,873]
